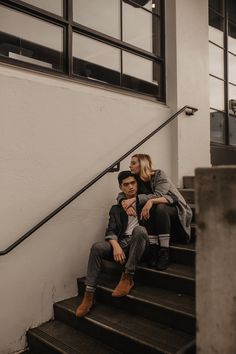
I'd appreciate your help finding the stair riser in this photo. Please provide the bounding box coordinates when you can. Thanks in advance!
[102,260,195,296]
[170,248,195,267]
[136,269,195,296]
[27,334,58,354]
[179,190,195,204]
[54,305,165,354]
[191,207,195,222]
[77,280,195,335]
[183,177,195,189]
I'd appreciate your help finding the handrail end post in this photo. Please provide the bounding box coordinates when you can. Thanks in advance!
[185,106,198,116]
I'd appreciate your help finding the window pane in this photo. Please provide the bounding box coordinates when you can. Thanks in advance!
[209,42,224,78]
[73,0,120,39]
[209,10,224,32]
[210,110,226,143]
[210,76,225,110]
[228,0,236,24]
[19,0,63,16]
[228,23,236,54]
[209,0,223,13]
[0,5,63,71]
[123,1,160,55]
[73,33,121,85]
[122,51,159,95]
[229,53,236,85]
[229,83,236,101]
[209,25,224,47]
[229,114,236,146]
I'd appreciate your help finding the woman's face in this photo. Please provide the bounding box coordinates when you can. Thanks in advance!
[129,157,140,174]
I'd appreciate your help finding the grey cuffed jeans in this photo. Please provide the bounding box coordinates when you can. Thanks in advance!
[85,225,150,290]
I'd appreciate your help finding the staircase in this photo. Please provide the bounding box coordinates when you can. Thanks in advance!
[26,176,196,354]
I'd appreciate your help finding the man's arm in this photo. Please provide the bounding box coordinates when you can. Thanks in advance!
[109,240,126,264]
[104,206,126,264]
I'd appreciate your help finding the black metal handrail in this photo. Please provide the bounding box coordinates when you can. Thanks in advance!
[0,105,198,256]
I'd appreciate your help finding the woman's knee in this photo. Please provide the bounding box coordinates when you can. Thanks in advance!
[154,204,169,216]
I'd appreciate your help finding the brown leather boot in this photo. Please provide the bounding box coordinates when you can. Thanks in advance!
[112,272,134,297]
[75,291,95,317]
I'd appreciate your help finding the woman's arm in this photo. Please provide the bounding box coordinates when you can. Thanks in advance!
[140,197,169,220]
[138,170,174,205]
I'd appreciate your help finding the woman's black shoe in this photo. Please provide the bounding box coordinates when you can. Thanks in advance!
[147,244,159,267]
[156,247,170,271]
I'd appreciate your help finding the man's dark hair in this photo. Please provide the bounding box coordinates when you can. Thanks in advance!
[118,170,136,185]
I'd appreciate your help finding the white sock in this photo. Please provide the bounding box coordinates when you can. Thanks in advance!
[158,234,170,248]
[148,235,159,245]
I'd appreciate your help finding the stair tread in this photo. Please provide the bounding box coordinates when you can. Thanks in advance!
[29,320,121,354]
[178,188,195,192]
[170,243,195,251]
[56,296,194,353]
[81,274,195,316]
[139,262,195,280]
[102,259,195,280]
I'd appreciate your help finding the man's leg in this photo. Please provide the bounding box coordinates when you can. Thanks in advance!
[112,226,149,297]
[124,225,150,274]
[76,241,113,317]
[142,218,159,267]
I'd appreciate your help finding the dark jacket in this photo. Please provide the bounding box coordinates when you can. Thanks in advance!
[104,204,142,243]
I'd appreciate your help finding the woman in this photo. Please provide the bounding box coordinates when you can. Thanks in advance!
[117,154,192,270]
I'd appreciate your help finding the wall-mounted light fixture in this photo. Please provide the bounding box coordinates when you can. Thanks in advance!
[123,0,150,8]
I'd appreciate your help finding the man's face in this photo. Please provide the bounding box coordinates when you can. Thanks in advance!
[120,176,138,198]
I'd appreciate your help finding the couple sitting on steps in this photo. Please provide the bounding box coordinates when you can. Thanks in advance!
[76,154,192,317]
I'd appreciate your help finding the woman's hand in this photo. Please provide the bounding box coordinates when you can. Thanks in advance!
[126,206,137,217]
[113,244,126,264]
[121,198,136,211]
[141,200,153,220]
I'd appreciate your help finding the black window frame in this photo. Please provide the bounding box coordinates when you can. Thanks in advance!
[209,0,236,147]
[0,0,166,101]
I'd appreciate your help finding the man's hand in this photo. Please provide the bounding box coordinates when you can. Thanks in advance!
[141,200,153,220]
[113,244,126,264]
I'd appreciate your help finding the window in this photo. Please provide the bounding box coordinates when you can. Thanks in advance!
[208,0,236,146]
[0,0,165,100]
[19,0,63,16]
[0,5,63,71]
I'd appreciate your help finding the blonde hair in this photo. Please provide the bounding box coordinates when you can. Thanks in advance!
[132,154,155,181]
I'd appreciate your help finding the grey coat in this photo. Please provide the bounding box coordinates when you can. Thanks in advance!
[117,170,192,240]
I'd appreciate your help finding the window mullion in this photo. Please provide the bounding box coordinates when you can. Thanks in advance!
[224,0,229,145]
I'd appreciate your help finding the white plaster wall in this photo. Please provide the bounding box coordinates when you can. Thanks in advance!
[166,0,211,185]
[0,64,172,354]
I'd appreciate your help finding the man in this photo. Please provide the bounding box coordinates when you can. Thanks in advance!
[75,171,150,318]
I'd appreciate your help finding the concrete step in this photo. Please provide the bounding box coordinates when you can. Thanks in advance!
[54,296,194,354]
[27,320,121,354]
[77,275,196,334]
[101,260,195,296]
[183,176,195,189]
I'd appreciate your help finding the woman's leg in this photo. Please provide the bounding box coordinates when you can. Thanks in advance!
[149,204,178,270]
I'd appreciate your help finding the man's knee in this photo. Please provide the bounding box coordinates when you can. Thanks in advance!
[90,242,108,256]
[132,226,148,240]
